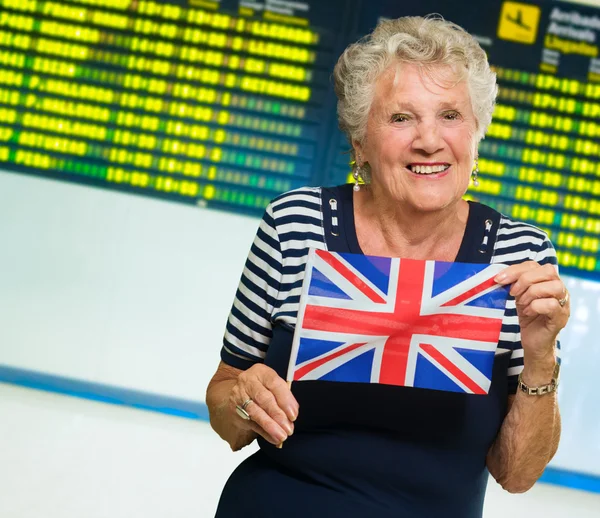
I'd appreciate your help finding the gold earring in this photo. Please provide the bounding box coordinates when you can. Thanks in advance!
[353,156,363,192]
[471,158,479,187]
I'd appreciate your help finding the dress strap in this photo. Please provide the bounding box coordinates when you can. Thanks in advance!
[457,202,502,264]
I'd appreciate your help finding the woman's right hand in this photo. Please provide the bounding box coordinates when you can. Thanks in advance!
[228,363,298,445]
[206,361,299,449]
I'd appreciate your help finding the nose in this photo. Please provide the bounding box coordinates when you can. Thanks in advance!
[411,119,445,155]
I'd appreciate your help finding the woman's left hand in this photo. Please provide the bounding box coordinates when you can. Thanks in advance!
[495,262,570,362]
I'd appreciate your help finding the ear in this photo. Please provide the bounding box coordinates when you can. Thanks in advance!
[470,140,478,163]
[472,136,480,156]
[352,140,365,165]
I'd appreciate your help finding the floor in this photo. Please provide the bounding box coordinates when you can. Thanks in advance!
[1,383,599,518]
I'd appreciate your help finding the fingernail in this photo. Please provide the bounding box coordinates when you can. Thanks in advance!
[495,273,507,282]
[286,406,297,422]
[277,432,287,443]
[283,422,294,436]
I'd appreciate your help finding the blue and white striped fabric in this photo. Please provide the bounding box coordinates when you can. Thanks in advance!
[491,217,560,383]
[221,186,559,393]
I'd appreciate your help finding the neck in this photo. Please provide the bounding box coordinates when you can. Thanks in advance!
[354,186,469,260]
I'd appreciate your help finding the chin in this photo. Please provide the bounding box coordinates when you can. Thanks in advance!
[407,195,459,213]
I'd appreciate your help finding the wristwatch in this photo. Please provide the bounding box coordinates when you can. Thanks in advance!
[517,362,560,396]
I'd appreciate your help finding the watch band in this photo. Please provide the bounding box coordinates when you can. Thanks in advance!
[517,362,560,396]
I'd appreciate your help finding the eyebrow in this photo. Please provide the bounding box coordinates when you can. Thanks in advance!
[387,100,464,113]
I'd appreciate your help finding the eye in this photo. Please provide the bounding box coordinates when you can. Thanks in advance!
[391,113,410,123]
[442,110,461,121]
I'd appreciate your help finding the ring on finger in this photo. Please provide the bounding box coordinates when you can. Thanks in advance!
[558,290,569,308]
[235,398,253,420]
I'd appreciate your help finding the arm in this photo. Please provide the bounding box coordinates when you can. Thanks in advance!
[206,361,298,451]
[486,356,561,493]
[487,261,568,493]
[207,201,296,450]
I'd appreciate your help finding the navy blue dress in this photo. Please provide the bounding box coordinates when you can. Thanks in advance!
[215,184,512,517]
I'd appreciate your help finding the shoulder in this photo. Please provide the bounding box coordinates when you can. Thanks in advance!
[491,210,556,265]
[270,186,322,213]
[497,212,549,244]
[267,186,324,228]
[265,187,325,250]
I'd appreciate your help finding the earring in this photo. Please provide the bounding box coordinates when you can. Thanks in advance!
[353,168,361,191]
[353,157,362,192]
[471,158,479,187]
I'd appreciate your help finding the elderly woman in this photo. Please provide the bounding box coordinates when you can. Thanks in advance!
[207,16,569,518]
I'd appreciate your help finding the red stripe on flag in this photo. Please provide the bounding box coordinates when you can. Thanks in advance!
[419,343,487,395]
[294,342,367,380]
[378,258,426,385]
[302,305,504,343]
[315,249,385,304]
[441,276,498,306]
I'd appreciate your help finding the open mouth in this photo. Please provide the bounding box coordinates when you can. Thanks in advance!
[407,164,451,175]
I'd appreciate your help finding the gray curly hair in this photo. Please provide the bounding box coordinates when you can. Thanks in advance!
[333,15,497,169]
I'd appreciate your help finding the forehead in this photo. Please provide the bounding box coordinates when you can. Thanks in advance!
[373,62,471,109]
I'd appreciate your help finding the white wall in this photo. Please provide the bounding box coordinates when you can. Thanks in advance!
[3,384,600,518]
[1,171,600,478]
[0,172,258,400]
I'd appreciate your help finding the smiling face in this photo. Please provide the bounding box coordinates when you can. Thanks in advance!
[354,62,478,214]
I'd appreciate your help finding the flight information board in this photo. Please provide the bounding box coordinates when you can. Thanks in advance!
[1,0,600,280]
[333,0,600,280]
[0,0,348,212]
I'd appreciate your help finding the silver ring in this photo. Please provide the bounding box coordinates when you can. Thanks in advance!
[558,291,569,308]
[235,398,253,421]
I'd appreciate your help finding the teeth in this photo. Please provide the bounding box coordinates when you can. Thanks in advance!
[410,164,449,174]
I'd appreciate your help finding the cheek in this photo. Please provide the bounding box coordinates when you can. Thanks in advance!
[449,135,476,163]
[377,135,412,165]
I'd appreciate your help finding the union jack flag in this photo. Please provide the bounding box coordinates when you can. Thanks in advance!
[287,249,510,394]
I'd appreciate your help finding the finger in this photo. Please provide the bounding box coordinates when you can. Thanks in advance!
[258,369,299,422]
[250,383,295,436]
[237,371,295,439]
[494,262,558,296]
[244,364,299,422]
[510,263,559,298]
[242,394,289,445]
[522,297,568,319]
[229,383,288,444]
[494,261,539,286]
[247,420,285,446]
[515,279,564,309]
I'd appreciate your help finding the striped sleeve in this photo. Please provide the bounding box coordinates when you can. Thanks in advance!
[221,202,283,370]
[492,217,560,393]
[270,189,325,321]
